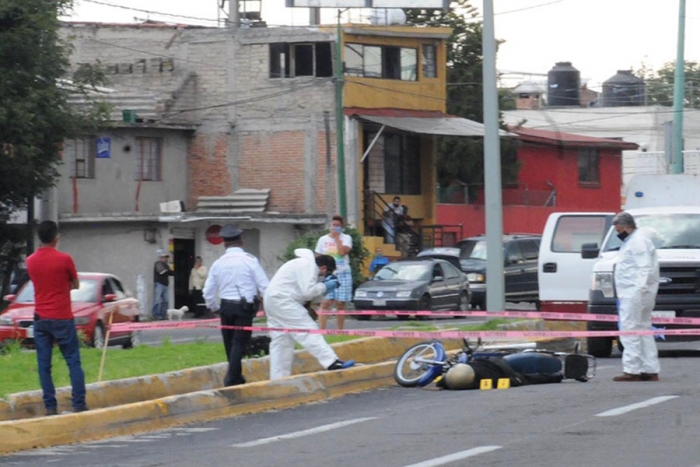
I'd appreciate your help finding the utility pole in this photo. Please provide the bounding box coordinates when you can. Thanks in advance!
[335,10,347,218]
[671,0,686,174]
[482,0,505,312]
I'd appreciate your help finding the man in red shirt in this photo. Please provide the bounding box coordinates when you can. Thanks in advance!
[26,221,88,415]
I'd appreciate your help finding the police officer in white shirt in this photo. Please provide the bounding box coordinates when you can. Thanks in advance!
[203,224,269,387]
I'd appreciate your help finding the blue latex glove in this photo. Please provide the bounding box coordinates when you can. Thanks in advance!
[323,276,340,294]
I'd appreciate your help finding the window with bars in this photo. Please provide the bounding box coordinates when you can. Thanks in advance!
[269,42,333,78]
[71,137,96,179]
[135,137,163,181]
[578,148,600,184]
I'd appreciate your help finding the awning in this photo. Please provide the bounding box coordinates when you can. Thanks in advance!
[357,114,514,137]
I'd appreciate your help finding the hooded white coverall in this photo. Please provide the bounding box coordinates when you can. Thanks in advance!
[614,228,660,375]
[264,249,340,380]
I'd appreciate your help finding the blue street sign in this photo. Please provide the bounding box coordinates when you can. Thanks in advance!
[96,137,111,159]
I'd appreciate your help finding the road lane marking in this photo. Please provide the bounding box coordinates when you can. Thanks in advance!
[232,417,377,448]
[402,446,503,467]
[595,396,678,417]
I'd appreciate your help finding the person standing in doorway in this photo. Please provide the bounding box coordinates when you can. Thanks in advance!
[315,215,353,330]
[382,196,405,244]
[189,256,208,318]
[26,221,88,416]
[152,248,173,321]
[203,224,269,387]
[611,211,661,382]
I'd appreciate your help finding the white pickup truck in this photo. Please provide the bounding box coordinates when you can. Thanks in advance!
[539,174,700,357]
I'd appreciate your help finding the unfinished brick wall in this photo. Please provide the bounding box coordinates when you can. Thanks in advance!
[187,132,231,210]
[240,130,306,213]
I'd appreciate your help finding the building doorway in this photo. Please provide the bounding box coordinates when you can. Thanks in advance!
[173,238,195,309]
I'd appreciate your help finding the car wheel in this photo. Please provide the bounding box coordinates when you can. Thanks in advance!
[477,298,487,311]
[586,337,612,358]
[534,300,541,311]
[416,295,431,320]
[91,322,106,349]
[123,331,141,349]
[356,314,371,321]
[457,292,470,312]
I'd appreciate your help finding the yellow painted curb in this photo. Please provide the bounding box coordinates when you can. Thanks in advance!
[0,337,465,422]
[0,362,397,455]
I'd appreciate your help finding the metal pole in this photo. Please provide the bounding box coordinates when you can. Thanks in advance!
[26,195,35,254]
[482,0,505,312]
[324,111,333,222]
[335,11,347,218]
[228,0,239,29]
[672,0,686,173]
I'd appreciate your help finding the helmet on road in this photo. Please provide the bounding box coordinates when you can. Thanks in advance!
[444,363,475,390]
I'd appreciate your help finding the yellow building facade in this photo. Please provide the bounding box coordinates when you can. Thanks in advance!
[338,24,452,260]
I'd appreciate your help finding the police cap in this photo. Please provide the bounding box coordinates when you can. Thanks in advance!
[220,224,243,240]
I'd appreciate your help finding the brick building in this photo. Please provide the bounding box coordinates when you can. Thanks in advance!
[53,19,481,310]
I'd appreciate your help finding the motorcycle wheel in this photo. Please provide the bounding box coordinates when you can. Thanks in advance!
[394,341,446,387]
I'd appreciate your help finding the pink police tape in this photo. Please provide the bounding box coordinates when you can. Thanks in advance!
[108,316,700,339]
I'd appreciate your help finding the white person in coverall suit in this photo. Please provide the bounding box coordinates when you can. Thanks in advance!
[264,249,355,380]
[612,212,661,382]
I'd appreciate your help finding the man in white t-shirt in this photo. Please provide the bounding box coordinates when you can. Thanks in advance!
[315,215,353,330]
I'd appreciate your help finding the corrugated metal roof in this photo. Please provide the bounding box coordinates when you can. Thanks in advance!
[346,108,513,137]
[196,189,271,213]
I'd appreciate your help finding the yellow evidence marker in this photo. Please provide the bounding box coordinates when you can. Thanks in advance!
[497,378,511,390]
[480,379,493,390]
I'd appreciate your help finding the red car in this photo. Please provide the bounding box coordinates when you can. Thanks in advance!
[0,273,141,349]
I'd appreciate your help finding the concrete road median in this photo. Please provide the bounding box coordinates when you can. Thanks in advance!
[0,322,578,455]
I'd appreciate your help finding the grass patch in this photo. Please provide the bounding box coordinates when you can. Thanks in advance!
[457,319,512,331]
[0,334,361,398]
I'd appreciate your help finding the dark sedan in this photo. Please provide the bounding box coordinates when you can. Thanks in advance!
[353,259,470,320]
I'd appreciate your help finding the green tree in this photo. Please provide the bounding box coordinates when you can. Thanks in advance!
[0,0,109,293]
[637,61,700,109]
[283,228,370,286]
[405,1,519,200]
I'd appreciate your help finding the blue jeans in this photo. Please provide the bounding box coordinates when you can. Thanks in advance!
[34,318,87,411]
[152,283,169,320]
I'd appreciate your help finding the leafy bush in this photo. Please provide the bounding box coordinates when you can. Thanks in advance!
[283,227,370,289]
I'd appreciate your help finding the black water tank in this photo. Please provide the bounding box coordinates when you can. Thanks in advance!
[602,70,646,107]
[547,61,580,106]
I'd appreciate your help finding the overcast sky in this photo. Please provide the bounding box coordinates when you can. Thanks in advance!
[66,0,700,90]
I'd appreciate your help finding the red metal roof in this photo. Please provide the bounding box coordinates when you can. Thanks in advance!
[510,126,639,150]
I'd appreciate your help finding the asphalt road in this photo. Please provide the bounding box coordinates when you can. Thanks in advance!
[5,343,700,467]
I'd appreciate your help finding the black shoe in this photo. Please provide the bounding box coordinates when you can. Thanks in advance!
[45,408,58,416]
[326,359,355,370]
[74,406,90,413]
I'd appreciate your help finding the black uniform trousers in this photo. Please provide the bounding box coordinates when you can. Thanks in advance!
[219,300,254,387]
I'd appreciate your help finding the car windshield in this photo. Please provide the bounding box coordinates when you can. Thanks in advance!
[374,263,431,281]
[13,279,99,304]
[458,240,488,260]
[603,214,700,252]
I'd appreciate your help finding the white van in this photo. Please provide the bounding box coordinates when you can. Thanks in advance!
[537,212,613,314]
